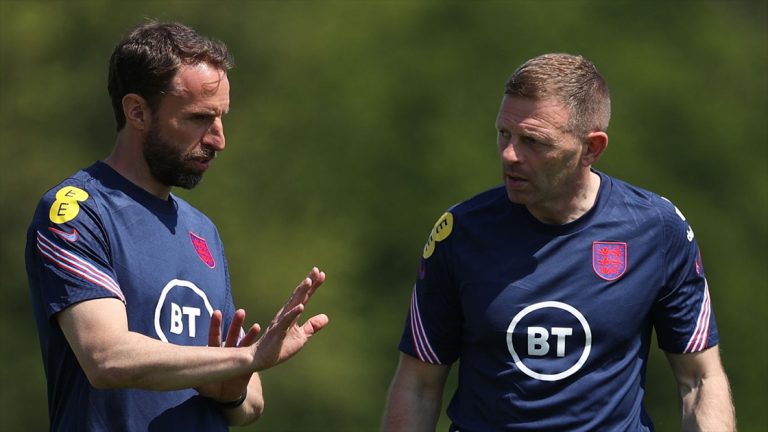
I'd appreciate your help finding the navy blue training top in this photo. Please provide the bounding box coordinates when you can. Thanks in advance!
[400,171,718,431]
[27,162,236,431]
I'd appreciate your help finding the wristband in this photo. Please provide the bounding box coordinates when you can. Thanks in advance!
[217,388,247,410]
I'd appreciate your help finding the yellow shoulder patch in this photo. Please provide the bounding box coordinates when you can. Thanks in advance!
[49,186,90,224]
[422,212,454,259]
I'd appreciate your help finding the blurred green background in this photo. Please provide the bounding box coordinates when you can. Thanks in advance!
[1,0,766,430]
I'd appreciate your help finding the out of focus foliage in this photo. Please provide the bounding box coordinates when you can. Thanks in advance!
[1,1,765,430]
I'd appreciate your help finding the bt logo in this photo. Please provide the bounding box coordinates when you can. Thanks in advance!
[170,303,202,337]
[527,326,573,357]
[506,301,592,381]
[154,279,213,343]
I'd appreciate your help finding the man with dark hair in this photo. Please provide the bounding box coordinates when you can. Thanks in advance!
[26,21,328,430]
[383,53,735,431]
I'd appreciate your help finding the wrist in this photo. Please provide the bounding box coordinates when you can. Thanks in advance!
[216,388,247,410]
[250,344,269,372]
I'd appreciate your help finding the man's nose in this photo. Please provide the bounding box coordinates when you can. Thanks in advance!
[203,118,225,151]
[500,138,521,163]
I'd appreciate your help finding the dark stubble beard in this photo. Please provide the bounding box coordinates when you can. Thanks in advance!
[142,123,212,190]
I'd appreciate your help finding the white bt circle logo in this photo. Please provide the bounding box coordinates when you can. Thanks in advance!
[506,301,592,381]
[154,279,214,343]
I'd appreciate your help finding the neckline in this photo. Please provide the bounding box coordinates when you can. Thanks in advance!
[520,170,611,236]
[88,161,178,215]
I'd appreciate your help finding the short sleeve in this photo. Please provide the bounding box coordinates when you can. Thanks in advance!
[26,183,124,321]
[398,212,462,365]
[652,197,719,353]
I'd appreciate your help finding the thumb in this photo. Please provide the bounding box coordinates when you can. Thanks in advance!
[301,314,330,336]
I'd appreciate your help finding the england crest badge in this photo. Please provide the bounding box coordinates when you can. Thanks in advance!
[592,241,627,281]
[190,232,216,269]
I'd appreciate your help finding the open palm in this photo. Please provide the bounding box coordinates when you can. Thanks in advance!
[251,267,329,371]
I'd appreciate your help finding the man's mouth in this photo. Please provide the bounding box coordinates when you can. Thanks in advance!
[188,154,214,171]
[505,172,528,187]
[188,150,216,169]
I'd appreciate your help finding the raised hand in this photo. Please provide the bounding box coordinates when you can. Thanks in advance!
[250,267,329,371]
[196,309,260,402]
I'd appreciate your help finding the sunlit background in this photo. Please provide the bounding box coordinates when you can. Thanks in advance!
[1,1,766,430]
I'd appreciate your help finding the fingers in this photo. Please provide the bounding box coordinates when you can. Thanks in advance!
[207,310,223,347]
[271,308,328,341]
[239,323,261,347]
[271,303,306,335]
[305,268,325,303]
[282,267,326,314]
[225,309,246,347]
[273,267,326,332]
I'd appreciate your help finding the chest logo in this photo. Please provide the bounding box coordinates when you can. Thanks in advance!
[592,241,627,281]
[506,301,592,381]
[190,232,216,269]
[154,279,214,343]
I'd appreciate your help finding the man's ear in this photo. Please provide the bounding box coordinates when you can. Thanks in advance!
[122,93,151,131]
[582,131,608,167]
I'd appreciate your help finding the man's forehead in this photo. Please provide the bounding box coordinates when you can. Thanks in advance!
[497,96,570,130]
[168,63,229,96]
[157,63,230,115]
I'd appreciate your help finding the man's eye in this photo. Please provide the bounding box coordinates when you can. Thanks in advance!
[498,130,510,139]
[521,136,539,145]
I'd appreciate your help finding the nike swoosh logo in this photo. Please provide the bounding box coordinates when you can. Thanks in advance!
[48,227,79,242]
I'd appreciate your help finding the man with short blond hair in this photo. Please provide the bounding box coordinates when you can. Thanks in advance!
[383,53,735,431]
